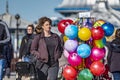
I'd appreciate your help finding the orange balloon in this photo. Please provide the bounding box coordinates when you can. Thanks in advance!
[94,19,105,27]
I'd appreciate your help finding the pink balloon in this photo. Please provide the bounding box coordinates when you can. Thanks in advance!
[63,49,70,58]
[90,47,105,61]
[68,53,82,66]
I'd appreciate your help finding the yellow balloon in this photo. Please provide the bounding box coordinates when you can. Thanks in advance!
[78,27,91,41]
[93,19,105,27]
[63,35,69,42]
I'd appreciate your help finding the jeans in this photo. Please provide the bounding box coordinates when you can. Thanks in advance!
[0,59,6,80]
[112,72,120,80]
[47,66,59,80]
[22,56,30,62]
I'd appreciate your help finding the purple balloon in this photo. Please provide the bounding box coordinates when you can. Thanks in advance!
[64,40,78,53]
[68,53,82,66]
[90,47,105,61]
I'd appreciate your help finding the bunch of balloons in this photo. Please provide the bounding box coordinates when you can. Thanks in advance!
[58,18,115,80]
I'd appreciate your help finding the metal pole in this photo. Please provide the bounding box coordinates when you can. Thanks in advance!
[15,14,20,57]
[16,20,19,52]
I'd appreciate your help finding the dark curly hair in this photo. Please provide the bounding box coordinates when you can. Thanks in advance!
[27,24,34,30]
[115,28,120,38]
[35,16,52,34]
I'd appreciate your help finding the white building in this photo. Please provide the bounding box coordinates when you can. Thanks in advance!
[55,0,120,28]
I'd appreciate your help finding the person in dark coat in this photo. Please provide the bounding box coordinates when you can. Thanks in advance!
[30,17,63,80]
[107,28,120,80]
[0,20,10,80]
[19,24,34,62]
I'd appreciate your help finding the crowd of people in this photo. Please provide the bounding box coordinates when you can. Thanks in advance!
[0,16,120,80]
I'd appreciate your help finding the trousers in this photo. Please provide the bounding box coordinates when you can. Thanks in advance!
[0,59,6,80]
[37,65,59,80]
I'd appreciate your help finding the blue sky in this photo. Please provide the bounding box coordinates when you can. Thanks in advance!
[0,0,63,22]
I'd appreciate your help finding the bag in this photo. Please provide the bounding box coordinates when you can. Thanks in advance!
[35,60,49,75]
[16,61,38,80]
[16,62,31,75]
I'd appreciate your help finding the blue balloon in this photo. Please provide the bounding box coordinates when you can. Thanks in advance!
[65,25,78,39]
[102,22,114,36]
[77,44,91,58]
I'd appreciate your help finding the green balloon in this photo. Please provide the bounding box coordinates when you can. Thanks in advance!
[77,69,93,80]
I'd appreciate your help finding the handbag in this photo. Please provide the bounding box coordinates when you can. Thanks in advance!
[35,60,49,75]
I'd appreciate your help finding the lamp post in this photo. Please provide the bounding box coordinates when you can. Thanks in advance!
[15,14,20,54]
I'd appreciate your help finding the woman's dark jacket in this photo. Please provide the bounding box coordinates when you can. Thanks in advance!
[19,34,34,58]
[0,20,10,54]
[107,38,120,72]
[30,32,63,63]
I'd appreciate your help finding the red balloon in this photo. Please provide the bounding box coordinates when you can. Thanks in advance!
[90,61,105,76]
[62,65,77,80]
[91,27,104,40]
[58,19,73,34]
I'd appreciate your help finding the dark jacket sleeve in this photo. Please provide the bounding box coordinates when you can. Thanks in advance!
[19,37,26,58]
[30,35,40,57]
[106,42,112,67]
[0,21,10,44]
[57,34,64,59]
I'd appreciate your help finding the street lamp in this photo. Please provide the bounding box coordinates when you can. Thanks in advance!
[15,14,20,54]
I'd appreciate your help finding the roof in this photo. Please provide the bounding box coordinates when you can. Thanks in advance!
[0,13,32,29]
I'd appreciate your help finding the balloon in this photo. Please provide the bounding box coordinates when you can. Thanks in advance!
[86,38,93,47]
[91,27,104,40]
[66,19,73,24]
[78,27,91,41]
[68,53,82,66]
[85,57,93,68]
[63,49,70,58]
[85,19,93,29]
[58,19,73,34]
[63,35,69,43]
[65,25,78,39]
[77,43,91,58]
[78,69,93,80]
[93,19,105,27]
[64,40,78,53]
[93,37,106,48]
[102,22,114,36]
[90,47,105,61]
[90,61,105,76]
[75,59,85,70]
[62,65,77,80]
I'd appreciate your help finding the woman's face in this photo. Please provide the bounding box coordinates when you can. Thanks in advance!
[27,26,33,34]
[42,21,51,32]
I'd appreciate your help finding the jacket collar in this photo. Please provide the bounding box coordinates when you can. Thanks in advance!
[40,31,58,38]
